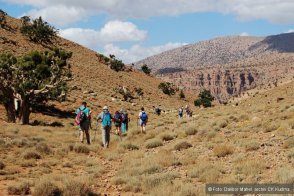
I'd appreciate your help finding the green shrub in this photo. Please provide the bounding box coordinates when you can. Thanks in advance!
[158,82,176,95]
[194,89,214,108]
[145,138,163,149]
[141,64,151,75]
[174,141,192,151]
[7,182,30,195]
[20,16,57,43]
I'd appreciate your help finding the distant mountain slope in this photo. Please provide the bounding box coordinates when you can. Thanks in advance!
[134,33,294,102]
[135,33,294,72]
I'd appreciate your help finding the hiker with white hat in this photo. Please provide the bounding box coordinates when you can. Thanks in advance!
[96,106,113,148]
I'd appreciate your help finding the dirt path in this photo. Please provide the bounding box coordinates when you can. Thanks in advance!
[89,150,124,196]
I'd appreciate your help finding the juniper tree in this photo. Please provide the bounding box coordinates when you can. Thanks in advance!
[0,48,72,124]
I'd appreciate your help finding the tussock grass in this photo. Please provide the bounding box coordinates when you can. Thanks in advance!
[36,143,51,154]
[275,167,294,183]
[188,161,223,183]
[160,133,175,141]
[121,143,139,150]
[33,179,61,196]
[234,159,266,176]
[184,126,197,136]
[243,140,260,151]
[21,160,37,168]
[145,138,163,149]
[7,182,30,195]
[63,178,94,196]
[213,145,234,157]
[283,137,294,149]
[287,151,294,159]
[23,150,42,160]
[174,141,192,151]
[73,144,90,154]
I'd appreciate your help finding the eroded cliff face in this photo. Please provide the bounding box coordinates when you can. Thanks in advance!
[160,64,294,102]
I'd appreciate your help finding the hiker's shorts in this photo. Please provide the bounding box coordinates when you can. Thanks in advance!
[140,120,147,126]
[80,120,90,131]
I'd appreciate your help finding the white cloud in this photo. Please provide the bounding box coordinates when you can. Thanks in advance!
[286,29,294,33]
[25,5,87,26]
[59,20,147,48]
[103,42,188,64]
[239,32,249,36]
[5,0,294,25]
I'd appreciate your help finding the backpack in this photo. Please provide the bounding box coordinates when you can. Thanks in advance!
[102,112,112,127]
[140,112,148,122]
[114,112,122,123]
[122,112,128,123]
[75,108,87,125]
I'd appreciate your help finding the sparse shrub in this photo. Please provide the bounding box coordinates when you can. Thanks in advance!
[23,150,41,160]
[179,89,185,99]
[63,178,94,196]
[20,16,57,43]
[36,143,51,154]
[234,159,266,176]
[144,172,179,190]
[174,141,192,151]
[185,126,197,135]
[33,179,61,196]
[141,64,151,75]
[122,143,139,150]
[207,131,217,139]
[158,82,176,95]
[263,122,278,132]
[145,138,163,149]
[74,144,90,154]
[160,133,175,141]
[188,162,221,183]
[194,89,214,108]
[7,182,30,195]
[62,162,73,168]
[0,161,5,170]
[275,167,294,183]
[244,141,260,151]
[213,145,234,157]
[21,160,37,168]
[68,144,74,151]
[113,177,127,185]
[217,120,228,129]
[109,54,125,71]
[288,151,294,159]
[283,137,294,149]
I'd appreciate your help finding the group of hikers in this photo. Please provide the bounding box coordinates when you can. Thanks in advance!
[75,102,148,148]
[75,102,192,148]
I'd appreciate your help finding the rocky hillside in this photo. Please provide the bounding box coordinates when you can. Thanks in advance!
[135,34,294,102]
[0,16,192,123]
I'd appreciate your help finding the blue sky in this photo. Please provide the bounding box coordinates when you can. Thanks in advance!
[1,0,294,63]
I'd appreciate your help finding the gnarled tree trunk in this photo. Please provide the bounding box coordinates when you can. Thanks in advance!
[18,96,30,125]
[2,89,16,123]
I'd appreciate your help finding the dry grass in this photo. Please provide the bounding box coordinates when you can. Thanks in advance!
[174,141,192,151]
[145,138,163,149]
[0,161,5,170]
[22,150,42,160]
[283,137,294,149]
[73,144,90,154]
[7,182,31,195]
[213,145,234,157]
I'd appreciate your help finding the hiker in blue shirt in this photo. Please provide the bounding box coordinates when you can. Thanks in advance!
[75,102,91,144]
[96,106,113,148]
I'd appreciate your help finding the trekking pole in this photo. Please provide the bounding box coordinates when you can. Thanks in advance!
[93,121,98,142]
